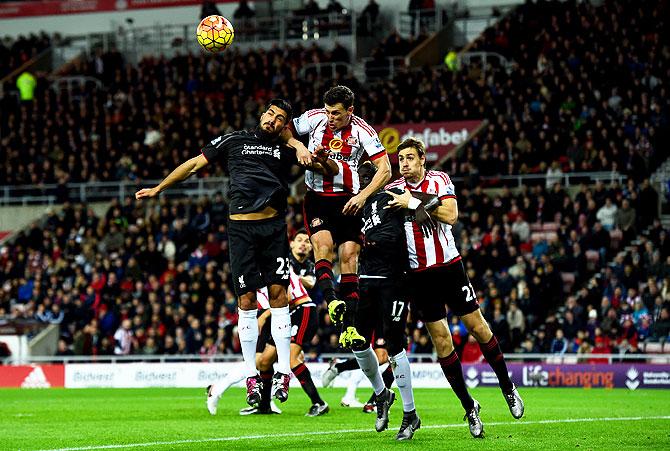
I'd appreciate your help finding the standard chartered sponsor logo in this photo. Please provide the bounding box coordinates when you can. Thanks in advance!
[242,144,281,159]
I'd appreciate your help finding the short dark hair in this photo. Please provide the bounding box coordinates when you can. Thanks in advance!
[267,98,293,120]
[359,160,377,174]
[292,228,309,239]
[323,85,354,109]
[397,137,426,159]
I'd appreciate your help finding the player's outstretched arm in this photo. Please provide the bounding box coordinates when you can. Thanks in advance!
[135,154,209,199]
[342,154,391,215]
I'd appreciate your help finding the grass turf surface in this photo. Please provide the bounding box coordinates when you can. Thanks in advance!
[1,387,669,450]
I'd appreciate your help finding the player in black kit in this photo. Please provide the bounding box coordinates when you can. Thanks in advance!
[348,161,432,441]
[135,99,312,408]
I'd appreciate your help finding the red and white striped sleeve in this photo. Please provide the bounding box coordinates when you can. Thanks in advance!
[432,171,457,201]
[292,109,325,136]
[355,117,386,161]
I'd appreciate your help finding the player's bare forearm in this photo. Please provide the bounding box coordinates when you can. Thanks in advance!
[431,199,458,224]
[300,275,316,290]
[308,160,339,176]
[257,309,271,329]
[136,154,207,199]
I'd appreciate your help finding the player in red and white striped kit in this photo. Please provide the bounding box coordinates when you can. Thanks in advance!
[385,138,524,438]
[288,86,391,347]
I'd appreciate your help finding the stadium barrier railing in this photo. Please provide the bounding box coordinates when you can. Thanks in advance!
[0,171,624,206]
[4,352,669,365]
[0,177,230,206]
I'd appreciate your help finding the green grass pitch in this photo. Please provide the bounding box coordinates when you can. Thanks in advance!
[2,387,669,450]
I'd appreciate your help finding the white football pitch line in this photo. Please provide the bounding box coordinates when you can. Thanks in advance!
[37,415,670,451]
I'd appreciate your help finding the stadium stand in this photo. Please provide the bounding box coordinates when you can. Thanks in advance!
[0,32,52,79]
[0,0,669,359]
[1,4,667,186]
[0,176,667,357]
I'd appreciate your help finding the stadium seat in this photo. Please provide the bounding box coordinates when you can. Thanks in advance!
[560,272,575,293]
[585,250,600,271]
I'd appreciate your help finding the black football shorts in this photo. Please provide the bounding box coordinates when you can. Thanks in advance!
[302,191,363,245]
[228,216,290,296]
[406,259,480,322]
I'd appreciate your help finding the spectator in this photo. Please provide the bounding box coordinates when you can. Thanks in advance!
[461,334,484,363]
[506,302,525,350]
[233,0,255,20]
[55,339,74,357]
[652,308,670,341]
[545,162,563,188]
[596,198,618,231]
[616,198,636,242]
[550,329,568,355]
[511,215,530,242]
[200,0,221,19]
[113,319,133,355]
[358,0,380,36]
[326,0,345,14]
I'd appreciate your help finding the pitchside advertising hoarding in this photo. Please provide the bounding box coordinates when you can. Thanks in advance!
[375,120,483,164]
[2,363,668,389]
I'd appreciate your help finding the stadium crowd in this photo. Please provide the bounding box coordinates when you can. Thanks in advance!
[1,175,668,359]
[1,1,667,188]
[0,0,669,360]
[451,0,669,182]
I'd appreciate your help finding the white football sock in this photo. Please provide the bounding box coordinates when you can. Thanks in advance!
[353,347,385,395]
[390,349,415,412]
[344,369,364,400]
[270,306,292,374]
[212,366,246,398]
[238,308,259,377]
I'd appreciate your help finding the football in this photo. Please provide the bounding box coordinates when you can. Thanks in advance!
[196,15,235,53]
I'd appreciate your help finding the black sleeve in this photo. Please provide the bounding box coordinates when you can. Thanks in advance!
[201,133,236,163]
[305,260,316,278]
[387,187,405,195]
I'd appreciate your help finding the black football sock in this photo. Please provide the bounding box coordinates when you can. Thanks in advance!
[315,259,336,303]
[439,351,475,411]
[339,273,360,326]
[335,358,360,373]
[382,363,394,388]
[479,336,514,392]
[259,370,273,409]
[292,363,324,405]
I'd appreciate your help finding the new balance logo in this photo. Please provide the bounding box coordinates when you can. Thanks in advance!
[21,367,51,389]
[238,276,246,289]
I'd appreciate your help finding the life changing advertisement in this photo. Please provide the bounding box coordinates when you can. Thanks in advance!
[53,363,670,390]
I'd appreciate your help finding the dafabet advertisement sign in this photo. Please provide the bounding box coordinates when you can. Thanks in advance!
[376,120,482,163]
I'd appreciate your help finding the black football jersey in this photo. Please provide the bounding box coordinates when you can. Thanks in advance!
[359,188,408,277]
[289,253,315,279]
[201,129,296,214]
